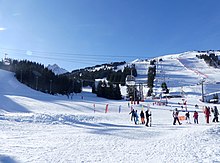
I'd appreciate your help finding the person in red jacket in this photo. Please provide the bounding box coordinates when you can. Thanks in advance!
[204,106,211,123]
[193,111,199,124]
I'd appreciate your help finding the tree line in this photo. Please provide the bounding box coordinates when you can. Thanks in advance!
[0,58,136,100]
[69,63,137,100]
[0,59,81,95]
[196,52,220,68]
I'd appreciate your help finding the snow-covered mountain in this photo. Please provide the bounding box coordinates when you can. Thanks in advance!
[1,51,220,162]
[47,64,68,75]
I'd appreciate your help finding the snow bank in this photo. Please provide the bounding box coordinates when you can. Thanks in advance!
[0,113,100,125]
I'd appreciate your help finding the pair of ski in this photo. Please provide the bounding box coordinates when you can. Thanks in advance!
[149,111,152,127]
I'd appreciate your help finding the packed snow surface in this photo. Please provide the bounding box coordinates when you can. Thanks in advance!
[1,51,220,163]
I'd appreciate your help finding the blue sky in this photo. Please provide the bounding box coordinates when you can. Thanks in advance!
[1,0,220,71]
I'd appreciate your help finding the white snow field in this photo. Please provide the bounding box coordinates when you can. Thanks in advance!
[1,51,220,163]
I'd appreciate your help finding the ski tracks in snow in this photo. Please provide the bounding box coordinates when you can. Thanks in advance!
[177,55,208,79]
[145,124,220,163]
[1,112,220,162]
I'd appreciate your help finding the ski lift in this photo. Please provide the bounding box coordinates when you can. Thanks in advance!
[126,75,135,85]
[3,59,10,65]
[3,53,10,65]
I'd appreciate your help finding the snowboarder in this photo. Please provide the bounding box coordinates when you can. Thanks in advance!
[212,106,219,123]
[204,106,211,123]
[193,111,199,124]
[173,108,181,125]
[145,109,151,127]
[185,112,190,123]
[129,109,135,122]
[140,110,145,124]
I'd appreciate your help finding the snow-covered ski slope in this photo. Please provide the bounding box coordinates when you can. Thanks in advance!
[139,51,220,97]
[1,51,220,163]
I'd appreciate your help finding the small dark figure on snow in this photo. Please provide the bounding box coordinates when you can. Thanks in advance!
[185,112,190,123]
[212,106,219,123]
[173,108,181,125]
[193,111,199,124]
[119,105,122,113]
[134,110,139,124]
[195,104,199,109]
[145,109,151,127]
[129,109,135,122]
[140,110,145,124]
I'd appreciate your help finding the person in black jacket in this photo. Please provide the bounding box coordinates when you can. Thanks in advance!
[145,109,151,127]
[212,106,219,122]
[129,109,135,122]
[140,110,145,124]
[185,112,190,123]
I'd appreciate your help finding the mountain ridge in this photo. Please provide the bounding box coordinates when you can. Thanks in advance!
[47,64,68,75]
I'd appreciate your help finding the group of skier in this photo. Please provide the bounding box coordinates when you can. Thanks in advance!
[173,109,199,125]
[129,109,151,126]
[203,106,219,123]
[172,105,219,125]
[128,104,219,126]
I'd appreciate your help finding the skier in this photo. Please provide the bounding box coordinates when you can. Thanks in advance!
[193,111,199,124]
[173,108,181,125]
[145,109,151,127]
[185,112,190,123]
[140,110,145,124]
[204,106,211,123]
[129,109,135,122]
[212,106,219,122]
[134,110,139,125]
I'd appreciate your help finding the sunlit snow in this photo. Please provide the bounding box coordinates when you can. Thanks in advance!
[0,51,220,163]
